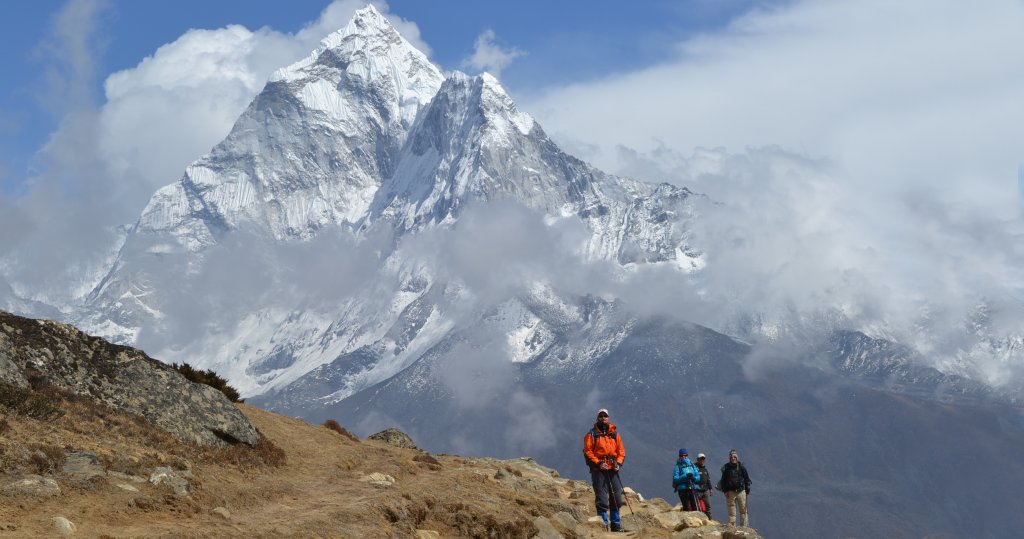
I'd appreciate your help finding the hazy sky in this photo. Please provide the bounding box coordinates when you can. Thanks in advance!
[2,0,1024,386]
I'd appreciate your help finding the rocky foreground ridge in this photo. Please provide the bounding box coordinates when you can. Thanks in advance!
[0,312,765,538]
[0,311,257,446]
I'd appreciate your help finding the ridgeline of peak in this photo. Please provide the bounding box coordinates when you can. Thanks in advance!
[270,4,440,118]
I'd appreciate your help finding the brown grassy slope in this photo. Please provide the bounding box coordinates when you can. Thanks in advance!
[0,400,681,538]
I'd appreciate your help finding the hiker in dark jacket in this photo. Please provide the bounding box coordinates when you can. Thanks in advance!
[583,408,626,532]
[696,453,713,519]
[718,449,751,527]
[672,448,701,511]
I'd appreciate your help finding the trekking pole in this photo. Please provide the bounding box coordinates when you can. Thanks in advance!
[614,469,642,534]
[687,476,701,513]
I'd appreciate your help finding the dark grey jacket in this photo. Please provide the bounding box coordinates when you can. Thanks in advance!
[718,461,751,493]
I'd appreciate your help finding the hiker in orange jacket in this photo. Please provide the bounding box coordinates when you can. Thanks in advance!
[583,408,626,531]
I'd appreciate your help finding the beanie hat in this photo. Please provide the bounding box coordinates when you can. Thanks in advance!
[678,448,688,457]
[597,408,609,417]
[729,449,738,458]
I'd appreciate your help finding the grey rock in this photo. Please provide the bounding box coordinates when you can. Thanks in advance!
[211,506,231,520]
[673,525,764,539]
[149,467,191,496]
[114,483,139,492]
[0,311,258,447]
[531,516,562,539]
[51,516,76,535]
[62,450,105,481]
[367,427,418,449]
[2,475,60,496]
[552,511,579,530]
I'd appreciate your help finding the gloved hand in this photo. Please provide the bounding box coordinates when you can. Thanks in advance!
[614,462,621,471]
[745,488,750,495]
[599,461,612,471]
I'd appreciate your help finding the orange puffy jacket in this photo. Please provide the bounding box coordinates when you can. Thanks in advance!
[583,423,625,469]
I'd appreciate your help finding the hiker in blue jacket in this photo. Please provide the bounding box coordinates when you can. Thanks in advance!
[672,448,702,511]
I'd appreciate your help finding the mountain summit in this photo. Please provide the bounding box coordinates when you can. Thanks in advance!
[135,4,443,251]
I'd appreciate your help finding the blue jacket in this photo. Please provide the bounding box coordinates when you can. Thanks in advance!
[672,458,701,492]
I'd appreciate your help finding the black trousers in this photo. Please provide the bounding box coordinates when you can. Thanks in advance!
[678,489,700,511]
[590,469,623,514]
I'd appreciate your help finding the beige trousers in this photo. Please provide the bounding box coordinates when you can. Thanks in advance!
[725,490,748,526]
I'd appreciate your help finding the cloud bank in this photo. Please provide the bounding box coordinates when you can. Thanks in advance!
[522,0,1024,384]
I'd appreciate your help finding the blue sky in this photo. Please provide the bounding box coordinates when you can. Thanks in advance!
[0,0,759,190]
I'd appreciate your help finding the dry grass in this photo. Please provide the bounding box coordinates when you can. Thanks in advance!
[201,429,286,469]
[0,381,65,421]
[0,401,651,538]
[322,419,360,441]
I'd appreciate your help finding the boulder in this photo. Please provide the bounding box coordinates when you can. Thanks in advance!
[62,450,105,481]
[367,427,418,449]
[51,516,76,536]
[531,516,562,539]
[211,507,231,520]
[149,467,192,496]
[623,486,644,501]
[0,311,258,447]
[2,475,60,496]
[358,472,395,487]
[552,511,579,530]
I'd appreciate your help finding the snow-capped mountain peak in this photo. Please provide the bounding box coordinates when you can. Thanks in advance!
[270,5,441,130]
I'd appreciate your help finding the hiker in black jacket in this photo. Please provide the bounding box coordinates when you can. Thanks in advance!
[696,453,713,519]
[718,449,751,527]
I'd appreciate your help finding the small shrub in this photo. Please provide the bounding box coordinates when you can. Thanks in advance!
[413,453,441,467]
[0,417,9,436]
[172,363,243,403]
[204,429,286,469]
[0,382,65,421]
[26,443,65,475]
[322,419,359,441]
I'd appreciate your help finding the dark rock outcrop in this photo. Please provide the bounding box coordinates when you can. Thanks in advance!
[367,427,418,449]
[0,311,258,446]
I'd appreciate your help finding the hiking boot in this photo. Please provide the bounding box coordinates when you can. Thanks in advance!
[610,522,622,532]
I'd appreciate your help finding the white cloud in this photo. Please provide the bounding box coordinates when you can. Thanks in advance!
[461,28,524,79]
[1,0,434,306]
[98,0,431,198]
[524,0,1024,380]
[527,0,1024,208]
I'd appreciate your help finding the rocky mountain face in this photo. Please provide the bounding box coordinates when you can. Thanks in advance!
[3,5,1023,539]
[74,5,702,402]
[0,310,257,447]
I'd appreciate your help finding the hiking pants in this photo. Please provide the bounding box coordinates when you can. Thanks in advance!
[590,469,623,515]
[699,490,712,519]
[677,490,699,511]
[725,490,748,526]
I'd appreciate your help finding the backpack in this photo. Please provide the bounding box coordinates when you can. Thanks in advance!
[719,462,749,492]
[583,427,617,469]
